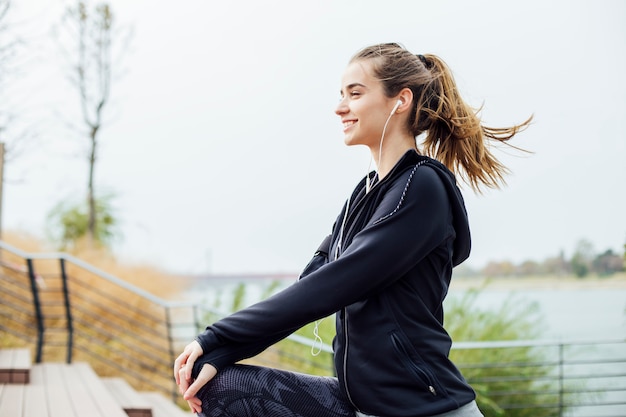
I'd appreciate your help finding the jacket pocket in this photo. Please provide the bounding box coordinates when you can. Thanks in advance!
[390,331,441,397]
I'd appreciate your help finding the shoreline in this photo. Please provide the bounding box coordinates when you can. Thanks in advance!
[450,273,626,291]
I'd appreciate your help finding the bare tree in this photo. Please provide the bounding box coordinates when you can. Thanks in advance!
[0,0,29,155]
[59,1,125,245]
[0,2,11,70]
[0,0,10,241]
[0,0,33,240]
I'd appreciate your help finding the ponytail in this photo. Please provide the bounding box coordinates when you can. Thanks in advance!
[416,54,532,192]
[350,43,532,193]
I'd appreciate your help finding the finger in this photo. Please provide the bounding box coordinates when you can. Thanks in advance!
[173,352,189,384]
[186,398,202,414]
[183,341,202,381]
[188,396,202,407]
[183,380,203,400]
[177,368,190,395]
[182,360,194,382]
[184,364,217,400]
[188,395,202,411]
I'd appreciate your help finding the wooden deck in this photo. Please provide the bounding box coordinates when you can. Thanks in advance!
[0,349,193,417]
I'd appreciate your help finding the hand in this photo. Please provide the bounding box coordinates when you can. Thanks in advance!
[174,340,203,386]
[174,341,214,413]
[178,363,218,413]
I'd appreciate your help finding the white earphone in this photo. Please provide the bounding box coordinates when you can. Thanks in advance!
[390,99,403,115]
[366,99,404,194]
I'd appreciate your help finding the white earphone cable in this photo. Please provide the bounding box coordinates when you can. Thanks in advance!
[366,100,401,193]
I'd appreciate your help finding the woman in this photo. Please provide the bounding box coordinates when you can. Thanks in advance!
[175,42,531,417]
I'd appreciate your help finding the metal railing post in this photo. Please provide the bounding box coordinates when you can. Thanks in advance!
[193,304,200,333]
[26,258,45,363]
[59,258,74,363]
[165,305,177,401]
[558,342,564,417]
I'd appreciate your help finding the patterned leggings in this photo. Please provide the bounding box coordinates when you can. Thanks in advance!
[195,364,355,417]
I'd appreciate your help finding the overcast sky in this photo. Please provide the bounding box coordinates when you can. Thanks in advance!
[2,0,625,275]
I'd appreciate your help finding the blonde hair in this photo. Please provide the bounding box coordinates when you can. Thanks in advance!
[351,43,532,192]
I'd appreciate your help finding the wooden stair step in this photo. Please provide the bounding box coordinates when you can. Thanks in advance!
[37,362,128,417]
[140,392,195,417]
[0,348,31,383]
[21,366,47,417]
[0,383,25,417]
[0,352,190,417]
[103,377,153,417]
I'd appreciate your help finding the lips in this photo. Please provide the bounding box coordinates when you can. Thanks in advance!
[342,119,357,131]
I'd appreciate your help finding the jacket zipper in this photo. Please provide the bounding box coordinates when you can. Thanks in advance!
[343,163,422,246]
[341,308,361,411]
[390,333,437,396]
[335,161,424,410]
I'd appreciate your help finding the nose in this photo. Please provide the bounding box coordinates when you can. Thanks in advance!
[335,98,348,116]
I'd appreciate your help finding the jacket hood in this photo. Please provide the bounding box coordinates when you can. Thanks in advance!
[419,154,471,266]
[365,150,471,267]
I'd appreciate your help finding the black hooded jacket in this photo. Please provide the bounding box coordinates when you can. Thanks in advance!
[194,150,475,416]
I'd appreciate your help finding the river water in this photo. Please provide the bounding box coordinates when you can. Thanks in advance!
[447,286,626,341]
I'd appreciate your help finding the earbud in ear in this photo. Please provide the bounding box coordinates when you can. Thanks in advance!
[390,99,403,115]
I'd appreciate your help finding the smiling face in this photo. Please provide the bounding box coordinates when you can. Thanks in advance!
[335,60,398,148]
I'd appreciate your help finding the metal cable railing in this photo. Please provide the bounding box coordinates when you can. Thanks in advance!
[0,241,178,398]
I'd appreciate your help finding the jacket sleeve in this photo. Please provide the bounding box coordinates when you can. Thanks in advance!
[194,166,451,370]
[193,234,333,374]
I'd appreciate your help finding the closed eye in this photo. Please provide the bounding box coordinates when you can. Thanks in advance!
[340,82,367,100]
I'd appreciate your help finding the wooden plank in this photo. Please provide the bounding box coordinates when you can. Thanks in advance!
[0,348,31,383]
[71,363,127,417]
[0,351,12,368]
[0,383,25,417]
[42,363,76,417]
[103,377,152,417]
[140,392,195,417]
[61,364,101,416]
[28,365,44,385]
[0,350,14,383]
[23,385,48,417]
[11,349,30,384]
[23,365,48,417]
[11,349,31,368]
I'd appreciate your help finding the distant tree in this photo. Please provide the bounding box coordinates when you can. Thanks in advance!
[516,259,541,276]
[0,1,9,67]
[0,0,36,239]
[482,260,516,277]
[570,239,595,278]
[0,1,12,82]
[56,1,129,245]
[453,263,480,277]
[0,0,9,241]
[540,251,569,275]
[592,249,624,276]
[46,194,119,250]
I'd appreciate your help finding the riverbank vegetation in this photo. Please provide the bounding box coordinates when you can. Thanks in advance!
[456,239,624,279]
